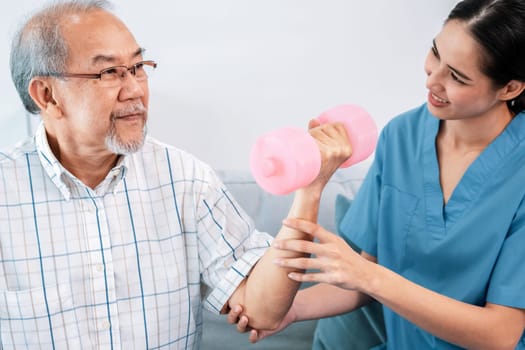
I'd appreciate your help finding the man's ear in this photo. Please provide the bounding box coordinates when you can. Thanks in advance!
[28,77,63,118]
[498,80,525,102]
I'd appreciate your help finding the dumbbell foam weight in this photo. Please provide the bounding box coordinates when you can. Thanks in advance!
[250,104,377,195]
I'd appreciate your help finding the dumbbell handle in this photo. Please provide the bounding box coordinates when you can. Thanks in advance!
[317,104,377,168]
[250,104,377,195]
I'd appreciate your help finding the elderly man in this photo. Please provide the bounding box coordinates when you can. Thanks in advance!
[0,0,350,349]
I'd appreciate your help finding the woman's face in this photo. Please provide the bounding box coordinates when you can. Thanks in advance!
[424,19,507,120]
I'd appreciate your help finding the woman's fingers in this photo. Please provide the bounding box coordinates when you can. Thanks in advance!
[272,239,319,255]
[227,305,253,334]
[227,304,243,324]
[248,329,260,343]
[274,256,324,270]
[237,315,251,333]
[281,218,334,242]
[274,217,365,290]
[275,218,344,259]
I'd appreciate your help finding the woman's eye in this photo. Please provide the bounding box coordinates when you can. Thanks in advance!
[451,72,466,85]
[431,46,439,58]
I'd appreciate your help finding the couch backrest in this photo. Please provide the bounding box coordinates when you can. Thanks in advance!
[217,164,368,236]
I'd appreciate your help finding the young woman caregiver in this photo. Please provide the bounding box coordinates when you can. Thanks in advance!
[231,0,525,348]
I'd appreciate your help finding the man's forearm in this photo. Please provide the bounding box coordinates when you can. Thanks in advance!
[228,119,353,329]
[232,188,322,330]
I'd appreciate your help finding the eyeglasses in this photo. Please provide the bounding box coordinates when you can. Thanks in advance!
[49,60,157,87]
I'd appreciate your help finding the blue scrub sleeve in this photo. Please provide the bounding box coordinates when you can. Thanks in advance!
[486,196,525,309]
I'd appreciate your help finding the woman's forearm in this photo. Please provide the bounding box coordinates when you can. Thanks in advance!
[365,263,525,350]
[293,283,373,321]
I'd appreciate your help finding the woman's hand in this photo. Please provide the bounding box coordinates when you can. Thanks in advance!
[226,303,297,343]
[273,218,373,291]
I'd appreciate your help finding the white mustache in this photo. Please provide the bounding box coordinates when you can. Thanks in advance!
[112,103,147,119]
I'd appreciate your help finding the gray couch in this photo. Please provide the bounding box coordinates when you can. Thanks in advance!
[200,166,368,350]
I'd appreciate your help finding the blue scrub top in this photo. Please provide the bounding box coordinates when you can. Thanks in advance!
[340,104,525,349]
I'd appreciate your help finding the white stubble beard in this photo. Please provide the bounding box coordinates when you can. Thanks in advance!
[105,103,148,154]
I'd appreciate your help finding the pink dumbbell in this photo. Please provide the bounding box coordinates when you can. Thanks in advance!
[249,104,377,195]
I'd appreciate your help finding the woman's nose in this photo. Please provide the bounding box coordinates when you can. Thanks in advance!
[424,52,444,91]
[425,64,443,91]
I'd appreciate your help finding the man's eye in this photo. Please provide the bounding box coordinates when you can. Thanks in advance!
[102,68,119,76]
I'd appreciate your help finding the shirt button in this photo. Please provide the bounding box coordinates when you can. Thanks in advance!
[101,321,111,330]
[95,265,104,273]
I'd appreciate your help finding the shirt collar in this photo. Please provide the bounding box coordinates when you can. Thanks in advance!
[35,122,128,200]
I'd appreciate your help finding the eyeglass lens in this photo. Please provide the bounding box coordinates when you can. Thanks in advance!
[99,62,155,84]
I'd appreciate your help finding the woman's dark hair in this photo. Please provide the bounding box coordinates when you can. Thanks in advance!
[447,0,525,114]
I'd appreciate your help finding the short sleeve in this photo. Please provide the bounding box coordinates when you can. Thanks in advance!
[196,167,273,314]
[486,196,525,309]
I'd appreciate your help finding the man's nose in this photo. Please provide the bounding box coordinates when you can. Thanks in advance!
[119,71,145,100]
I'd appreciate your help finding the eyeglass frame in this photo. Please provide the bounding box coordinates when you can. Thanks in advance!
[46,60,157,82]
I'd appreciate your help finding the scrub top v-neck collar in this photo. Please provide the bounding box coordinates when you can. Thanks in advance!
[422,109,525,238]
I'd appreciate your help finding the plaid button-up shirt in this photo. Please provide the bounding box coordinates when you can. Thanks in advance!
[0,123,271,349]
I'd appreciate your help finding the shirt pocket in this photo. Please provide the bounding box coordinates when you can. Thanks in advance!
[377,185,419,270]
[0,283,80,349]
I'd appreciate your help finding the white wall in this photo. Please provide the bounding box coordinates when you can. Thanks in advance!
[0,0,457,170]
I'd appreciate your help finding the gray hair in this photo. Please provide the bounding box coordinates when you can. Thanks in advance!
[10,0,113,114]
